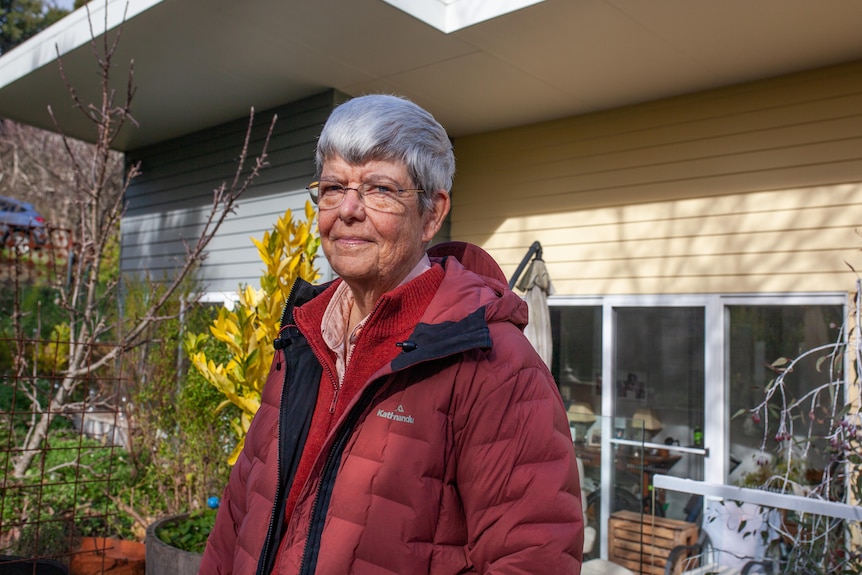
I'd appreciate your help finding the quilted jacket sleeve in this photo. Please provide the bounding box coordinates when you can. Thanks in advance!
[197,459,246,574]
[455,334,584,574]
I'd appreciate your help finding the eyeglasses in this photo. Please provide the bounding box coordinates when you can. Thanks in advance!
[307,180,425,213]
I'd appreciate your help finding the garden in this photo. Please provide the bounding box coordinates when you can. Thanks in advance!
[0,4,324,571]
[0,202,319,572]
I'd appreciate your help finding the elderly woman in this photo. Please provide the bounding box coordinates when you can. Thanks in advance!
[199,94,583,575]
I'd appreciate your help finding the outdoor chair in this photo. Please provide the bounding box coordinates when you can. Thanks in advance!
[578,456,635,575]
[663,532,739,575]
[739,559,781,574]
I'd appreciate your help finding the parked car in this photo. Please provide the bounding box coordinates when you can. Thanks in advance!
[0,195,48,252]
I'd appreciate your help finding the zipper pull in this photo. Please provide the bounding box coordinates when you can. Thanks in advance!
[396,340,417,352]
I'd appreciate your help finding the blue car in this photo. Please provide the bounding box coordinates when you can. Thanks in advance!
[0,195,48,251]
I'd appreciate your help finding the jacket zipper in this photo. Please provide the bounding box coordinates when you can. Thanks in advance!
[296,439,339,575]
[297,378,384,575]
[255,279,303,575]
[324,361,339,414]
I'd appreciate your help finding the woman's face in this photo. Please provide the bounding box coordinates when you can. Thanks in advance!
[318,155,449,301]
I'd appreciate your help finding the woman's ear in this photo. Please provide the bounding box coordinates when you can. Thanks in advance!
[422,190,451,243]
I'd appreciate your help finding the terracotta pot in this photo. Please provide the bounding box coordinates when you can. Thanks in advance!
[69,537,145,575]
[144,515,203,575]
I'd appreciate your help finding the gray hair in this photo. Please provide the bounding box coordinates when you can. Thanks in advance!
[315,94,455,211]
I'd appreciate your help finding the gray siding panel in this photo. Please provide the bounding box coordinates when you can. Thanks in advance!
[121,90,341,295]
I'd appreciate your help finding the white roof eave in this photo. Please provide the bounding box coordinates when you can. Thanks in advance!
[0,0,163,92]
[381,0,546,33]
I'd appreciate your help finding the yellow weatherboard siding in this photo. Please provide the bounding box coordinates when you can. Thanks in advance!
[452,61,862,295]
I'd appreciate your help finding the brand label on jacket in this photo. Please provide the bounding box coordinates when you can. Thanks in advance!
[376,404,414,424]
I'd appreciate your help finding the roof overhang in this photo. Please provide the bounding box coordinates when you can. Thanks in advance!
[1,0,861,151]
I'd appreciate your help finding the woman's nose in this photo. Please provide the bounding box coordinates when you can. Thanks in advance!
[338,187,366,218]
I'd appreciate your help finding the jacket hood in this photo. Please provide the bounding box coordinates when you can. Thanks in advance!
[428,242,508,288]
[377,241,528,374]
[426,241,528,331]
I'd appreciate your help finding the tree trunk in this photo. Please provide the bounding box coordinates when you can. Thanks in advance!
[12,378,73,479]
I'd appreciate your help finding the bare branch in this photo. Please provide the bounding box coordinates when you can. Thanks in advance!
[9,0,279,485]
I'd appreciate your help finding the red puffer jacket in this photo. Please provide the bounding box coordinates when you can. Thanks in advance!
[199,242,583,574]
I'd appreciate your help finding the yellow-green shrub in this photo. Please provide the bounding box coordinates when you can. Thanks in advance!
[184,203,320,464]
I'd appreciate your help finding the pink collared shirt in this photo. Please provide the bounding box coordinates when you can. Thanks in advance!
[321,254,432,384]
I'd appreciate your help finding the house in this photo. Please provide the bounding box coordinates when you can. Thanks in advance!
[2,0,861,563]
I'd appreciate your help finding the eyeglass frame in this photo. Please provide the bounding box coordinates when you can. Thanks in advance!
[306,179,426,212]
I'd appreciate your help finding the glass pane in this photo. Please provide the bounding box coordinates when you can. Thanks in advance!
[550,305,602,425]
[613,307,705,521]
[727,305,843,488]
[551,306,607,559]
[577,414,645,562]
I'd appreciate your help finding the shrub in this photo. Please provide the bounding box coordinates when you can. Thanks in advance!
[121,280,237,536]
[184,204,319,464]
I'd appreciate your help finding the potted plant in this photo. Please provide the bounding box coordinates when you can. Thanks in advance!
[145,510,216,575]
[69,537,146,575]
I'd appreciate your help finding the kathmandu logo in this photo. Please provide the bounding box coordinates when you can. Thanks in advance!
[376,404,414,424]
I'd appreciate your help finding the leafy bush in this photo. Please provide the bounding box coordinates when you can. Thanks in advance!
[185,204,319,464]
[0,204,319,551]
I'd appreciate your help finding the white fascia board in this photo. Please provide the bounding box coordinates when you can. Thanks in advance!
[381,0,545,33]
[0,0,163,90]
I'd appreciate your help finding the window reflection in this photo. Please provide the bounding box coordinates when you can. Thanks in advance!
[727,305,843,487]
[550,305,602,414]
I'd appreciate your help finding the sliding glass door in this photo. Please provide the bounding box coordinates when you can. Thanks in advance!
[549,293,845,561]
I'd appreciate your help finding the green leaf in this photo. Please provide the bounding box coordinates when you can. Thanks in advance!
[815,354,828,372]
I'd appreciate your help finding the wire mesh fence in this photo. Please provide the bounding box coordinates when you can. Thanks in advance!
[0,227,73,286]
[0,337,131,572]
[0,231,148,574]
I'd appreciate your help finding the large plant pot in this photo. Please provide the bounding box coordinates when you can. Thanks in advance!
[145,514,203,575]
[69,537,145,575]
[0,555,68,575]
